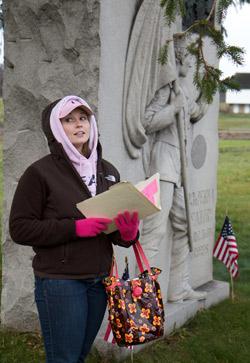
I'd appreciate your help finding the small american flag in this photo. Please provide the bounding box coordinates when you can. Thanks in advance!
[213,216,239,278]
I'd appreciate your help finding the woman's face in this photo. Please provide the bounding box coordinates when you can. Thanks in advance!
[60,107,90,153]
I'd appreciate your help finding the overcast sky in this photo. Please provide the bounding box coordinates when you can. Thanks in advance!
[219,3,250,77]
[0,3,249,74]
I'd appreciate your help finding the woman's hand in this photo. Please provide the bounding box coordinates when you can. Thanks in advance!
[75,217,112,237]
[114,210,139,241]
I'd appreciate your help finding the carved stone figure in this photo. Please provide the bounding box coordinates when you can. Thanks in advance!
[141,36,208,302]
[122,0,177,172]
[122,0,208,302]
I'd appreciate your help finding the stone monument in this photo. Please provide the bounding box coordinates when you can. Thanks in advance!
[98,2,229,348]
[2,0,229,358]
[2,0,101,331]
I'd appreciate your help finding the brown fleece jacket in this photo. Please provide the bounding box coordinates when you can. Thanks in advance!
[9,100,136,279]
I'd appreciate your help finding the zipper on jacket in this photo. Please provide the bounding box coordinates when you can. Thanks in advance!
[97,172,106,195]
[61,244,67,264]
[55,143,107,197]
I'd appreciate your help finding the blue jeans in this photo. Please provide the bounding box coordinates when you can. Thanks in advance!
[34,276,107,363]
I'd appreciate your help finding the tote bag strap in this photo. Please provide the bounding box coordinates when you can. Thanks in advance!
[132,243,144,272]
[110,241,151,277]
[133,240,152,274]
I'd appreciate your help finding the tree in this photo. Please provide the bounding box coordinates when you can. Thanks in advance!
[159,0,250,103]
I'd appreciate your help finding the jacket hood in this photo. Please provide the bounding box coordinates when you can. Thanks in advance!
[42,96,98,151]
[42,98,61,145]
[41,95,99,196]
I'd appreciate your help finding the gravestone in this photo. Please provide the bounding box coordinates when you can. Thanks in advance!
[2,0,229,358]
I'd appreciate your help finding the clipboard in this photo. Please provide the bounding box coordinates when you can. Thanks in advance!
[77,173,161,233]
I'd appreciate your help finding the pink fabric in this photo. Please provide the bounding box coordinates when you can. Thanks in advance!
[114,211,139,241]
[75,218,112,237]
[50,95,98,196]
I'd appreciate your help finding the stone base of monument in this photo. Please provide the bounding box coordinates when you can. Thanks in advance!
[164,280,229,334]
[96,280,229,360]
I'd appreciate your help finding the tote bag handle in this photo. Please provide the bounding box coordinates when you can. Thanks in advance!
[133,240,152,274]
[109,241,152,278]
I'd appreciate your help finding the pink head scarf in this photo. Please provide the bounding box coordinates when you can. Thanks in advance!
[49,95,98,196]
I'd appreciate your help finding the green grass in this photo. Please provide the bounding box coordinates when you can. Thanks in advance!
[214,140,250,286]
[1,115,250,362]
[218,112,250,132]
[0,331,45,363]
[121,299,250,363]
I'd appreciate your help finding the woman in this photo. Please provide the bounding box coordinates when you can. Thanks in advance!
[9,95,139,363]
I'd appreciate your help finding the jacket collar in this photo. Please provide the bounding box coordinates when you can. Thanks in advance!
[50,140,105,196]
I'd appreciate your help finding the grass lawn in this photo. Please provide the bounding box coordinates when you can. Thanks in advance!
[1,113,250,362]
[218,113,250,132]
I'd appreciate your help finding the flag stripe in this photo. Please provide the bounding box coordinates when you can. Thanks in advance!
[213,236,224,257]
[218,241,228,260]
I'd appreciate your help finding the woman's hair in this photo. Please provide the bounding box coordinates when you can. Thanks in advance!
[82,139,91,158]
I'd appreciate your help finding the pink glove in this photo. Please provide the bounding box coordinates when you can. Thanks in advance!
[75,217,112,237]
[114,210,139,241]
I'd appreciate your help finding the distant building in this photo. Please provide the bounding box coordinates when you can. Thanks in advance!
[220,73,250,114]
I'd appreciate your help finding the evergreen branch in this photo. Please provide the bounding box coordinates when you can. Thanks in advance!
[189,20,224,43]
[160,0,177,24]
[160,0,185,25]
[172,21,199,41]
[187,41,200,57]
[171,19,220,41]
[177,0,186,17]
[220,24,228,36]
[217,0,234,23]
[194,64,223,103]
[158,41,170,65]
[219,76,240,92]
[207,0,218,21]
[159,0,245,103]
[218,45,245,65]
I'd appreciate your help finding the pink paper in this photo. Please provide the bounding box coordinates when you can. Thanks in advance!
[141,179,158,205]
